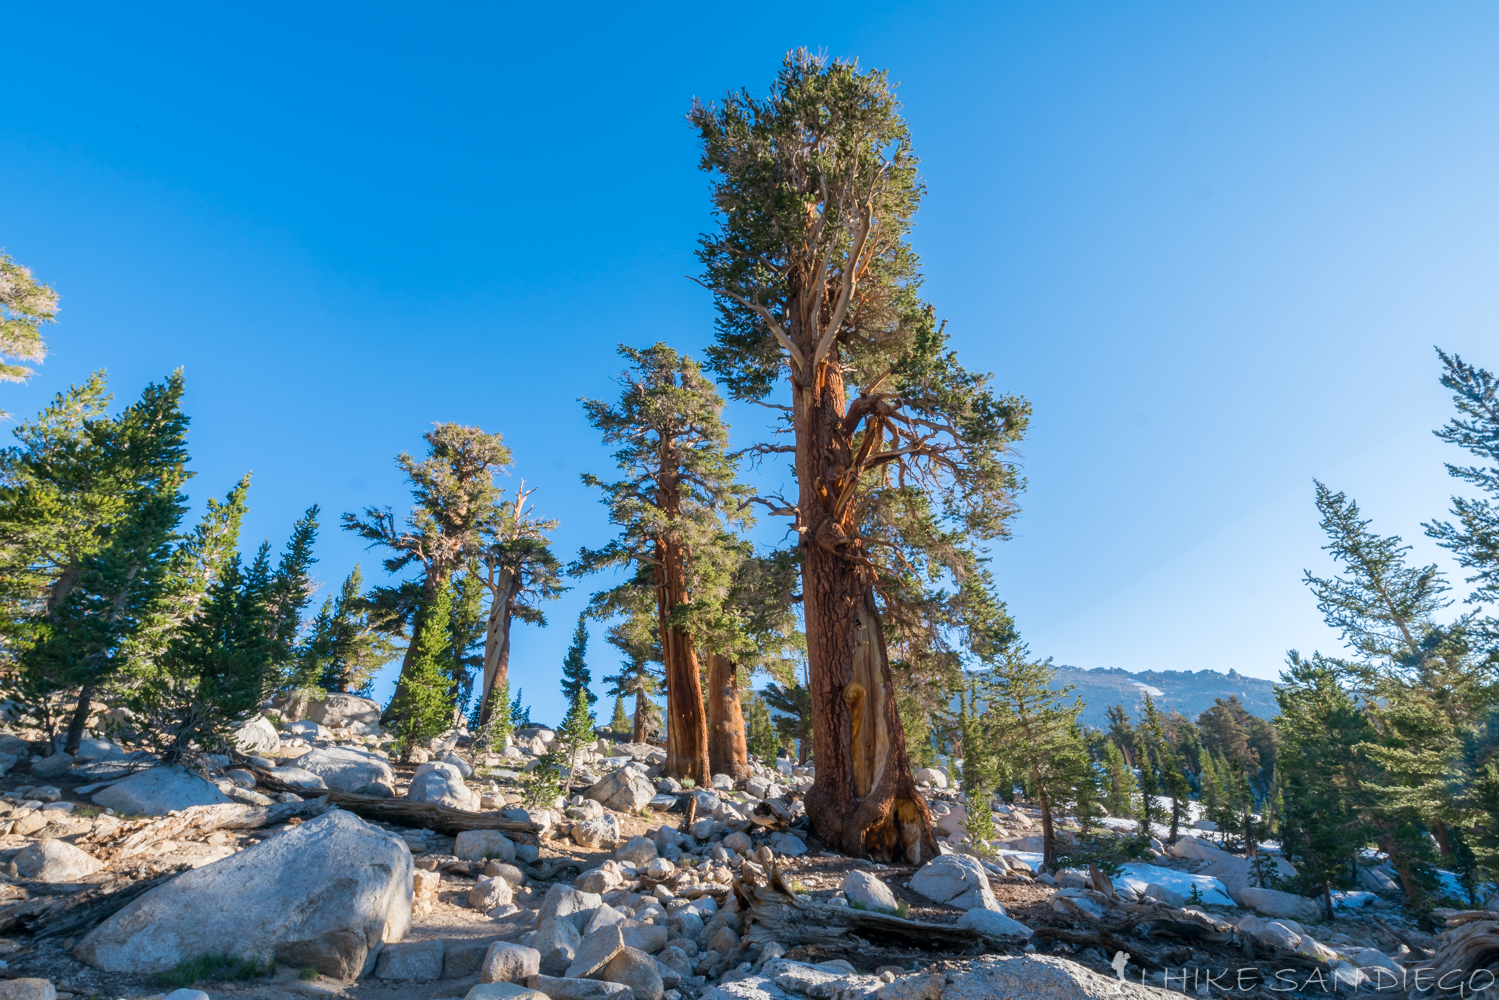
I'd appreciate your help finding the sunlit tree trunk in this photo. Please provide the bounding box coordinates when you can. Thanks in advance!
[707,652,750,780]
[477,566,520,725]
[660,538,709,786]
[797,366,936,863]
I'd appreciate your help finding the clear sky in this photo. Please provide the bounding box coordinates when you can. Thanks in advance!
[4,3,1497,725]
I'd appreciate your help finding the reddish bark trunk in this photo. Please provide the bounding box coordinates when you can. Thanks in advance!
[633,691,650,744]
[707,653,750,780]
[660,539,709,786]
[477,568,521,725]
[797,363,936,864]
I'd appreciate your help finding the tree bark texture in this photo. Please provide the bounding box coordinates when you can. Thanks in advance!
[660,539,709,786]
[477,566,520,725]
[633,691,651,744]
[707,653,750,780]
[797,365,936,863]
[1035,769,1057,872]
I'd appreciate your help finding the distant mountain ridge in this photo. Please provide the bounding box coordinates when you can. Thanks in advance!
[1049,665,1280,728]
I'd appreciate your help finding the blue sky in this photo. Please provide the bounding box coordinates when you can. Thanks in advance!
[4,3,1498,725]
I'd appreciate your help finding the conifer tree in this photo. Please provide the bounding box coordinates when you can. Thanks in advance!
[983,648,1086,871]
[557,685,597,785]
[344,424,511,715]
[1141,696,1190,841]
[601,601,662,743]
[560,613,595,709]
[692,51,1029,859]
[765,670,813,763]
[1102,739,1137,817]
[389,579,456,762]
[300,565,395,694]
[574,344,748,785]
[0,250,58,412]
[1427,350,1499,611]
[1276,650,1375,919]
[475,486,565,724]
[263,506,319,689]
[608,694,630,735]
[743,690,779,762]
[19,373,192,753]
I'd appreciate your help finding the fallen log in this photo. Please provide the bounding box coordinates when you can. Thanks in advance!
[80,798,334,861]
[1434,908,1499,927]
[1409,919,1499,998]
[734,861,987,953]
[0,867,187,938]
[251,768,540,839]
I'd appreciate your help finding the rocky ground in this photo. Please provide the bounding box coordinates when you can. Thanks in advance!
[0,696,1479,1000]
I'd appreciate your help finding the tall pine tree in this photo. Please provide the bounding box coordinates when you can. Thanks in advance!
[560,613,595,710]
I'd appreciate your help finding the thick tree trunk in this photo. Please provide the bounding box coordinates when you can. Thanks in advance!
[1036,769,1057,872]
[707,653,750,780]
[660,541,709,786]
[63,682,95,756]
[633,691,650,743]
[477,569,520,725]
[797,362,936,863]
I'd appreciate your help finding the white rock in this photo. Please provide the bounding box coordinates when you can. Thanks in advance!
[74,809,411,979]
[942,954,1173,1000]
[482,941,541,983]
[267,765,328,789]
[770,833,806,857]
[306,693,383,729]
[92,766,233,817]
[15,839,102,882]
[587,768,656,813]
[470,876,515,911]
[722,831,753,855]
[376,939,445,981]
[296,746,397,797]
[408,760,480,810]
[841,870,899,912]
[914,768,948,789]
[455,829,517,862]
[232,716,280,756]
[909,854,1001,911]
[617,835,658,865]
[573,814,622,849]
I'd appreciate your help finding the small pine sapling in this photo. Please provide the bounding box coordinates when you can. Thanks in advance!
[388,580,457,763]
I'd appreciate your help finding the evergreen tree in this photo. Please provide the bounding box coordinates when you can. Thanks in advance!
[447,568,487,719]
[560,613,595,708]
[983,647,1086,871]
[557,685,597,785]
[1276,650,1375,919]
[388,579,456,762]
[765,670,813,763]
[474,486,565,724]
[692,50,1030,859]
[608,694,630,735]
[510,687,531,729]
[343,423,511,714]
[1426,350,1499,610]
[1102,738,1138,817]
[958,681,997,853]
[19,373,192,752]
[743,690,779,762]
[0,250,58,411]
[263,506,319,690]
[1141,696,1190,841]
[574,343,748,786]
[474,678,513,752]
[301,565,395,694]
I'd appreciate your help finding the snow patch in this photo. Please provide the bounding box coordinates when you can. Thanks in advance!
[1133,682,1165,697]
[1116,863,1235,907]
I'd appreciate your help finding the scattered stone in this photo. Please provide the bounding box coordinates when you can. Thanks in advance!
[92,766,233,816]
[456,829,517,862]
[375,939,445,981]
[534,917,583,977]
[408,760,480,810]
[722,831,753,855]
[913,767,948,789]
[527,974,633,1000]
[568,924,627,978]
[770,833,806,857]
[467,982,550,1000]
[74,809,411,979]
[442,752,475,777]
[943,954,1172,1000]
[29,754,73,779]
[588,769,657,813]
[267,765,328,789]
[162,990,210,1000]
[841,870,899,912]
[909,854,1001,911]
[573,814,622,849]
[482,941,542,983]
[617,835,658,865]
[0,980,56,1000]
[471,876,515,911]
[486,860,525,886]
[602,945,665,1000]
[232,715,280,756]
[14,839,102,882]
[295,745,396,796]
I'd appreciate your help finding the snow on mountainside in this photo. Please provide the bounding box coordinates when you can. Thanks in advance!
[1049,665,1279,727]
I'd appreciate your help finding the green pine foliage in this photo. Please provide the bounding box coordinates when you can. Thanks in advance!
[557,685,597,784]
[300,565,395,694]
[560,613,595,709]
[742,690,778,762]
[474,678,513,752]
[0,250,58,404]
[389,579,457,762]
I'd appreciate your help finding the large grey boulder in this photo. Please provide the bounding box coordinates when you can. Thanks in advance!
[268,765,328,789]
[909,854,1000,911]
[527,975,632,1000]
[74,809,411,979]
[1199,857,1317,922]
[375,939,445,981]
[306,693,382,729]
[482,941,541,983]
[0,981,57,1000]
[92,767,232,817]
[296,746,396,797]
[572,814,622,849]
[587,769,656,813]
[905,851,1001,911]
[840,870,898,912]
[15,839,102,882]
[567,924,626,978]
[943,954,1179,1000]
[456,829,516,862]
[534,917,582,977]
[602,946,663,1000]
[232,716,280,756]
[407,761,479,810]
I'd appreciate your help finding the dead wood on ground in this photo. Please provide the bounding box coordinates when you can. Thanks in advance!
[251,768,540,838]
